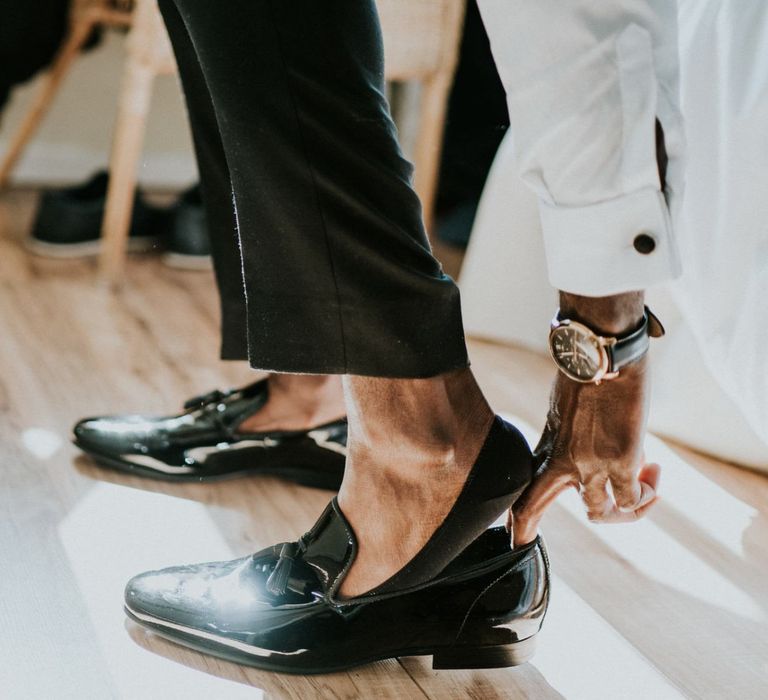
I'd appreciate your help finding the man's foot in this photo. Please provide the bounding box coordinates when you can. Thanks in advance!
[337,370,532,596]
[73,378,347,489]
[124,502,550,674]
[236,374,346,433]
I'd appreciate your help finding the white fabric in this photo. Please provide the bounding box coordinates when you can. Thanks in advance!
[476,0,684,295]
[673,0,768,448]
[461,0,768,469]
[539,188,676,296]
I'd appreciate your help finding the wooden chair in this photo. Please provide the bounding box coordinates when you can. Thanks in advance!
[378,0,466,235]
[97,0,175,282]
[1,0,466,285]
[0,1,135,189]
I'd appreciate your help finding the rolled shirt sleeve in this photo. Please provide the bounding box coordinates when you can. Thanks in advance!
[477,0,684,296]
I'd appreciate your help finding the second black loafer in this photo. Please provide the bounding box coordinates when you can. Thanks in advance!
[73,380,347,489]
[125,500,550,674]
[28,171,169,258]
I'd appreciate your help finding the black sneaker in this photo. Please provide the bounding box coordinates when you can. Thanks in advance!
[27,171,169,258]
[162,184,212,270]
[73,380,347,489]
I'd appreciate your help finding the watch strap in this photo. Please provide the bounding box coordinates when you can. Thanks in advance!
[609,318,649,371]
[608,306,664,372]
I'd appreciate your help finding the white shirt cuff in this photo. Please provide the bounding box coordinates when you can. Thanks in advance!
[539,187,682,296]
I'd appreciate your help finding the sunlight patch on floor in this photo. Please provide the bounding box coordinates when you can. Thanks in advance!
[21,428,64,460]
[645,435,758,556]
[534,574,685,700]
[58,483,263,699]
[557,488,764,622]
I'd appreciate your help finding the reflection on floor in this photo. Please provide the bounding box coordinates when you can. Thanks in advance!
[1,189,767,699]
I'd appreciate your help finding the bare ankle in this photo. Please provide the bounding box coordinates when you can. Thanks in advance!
[342,368,493,470]
[238,373,345,433]
[336,369,496,596]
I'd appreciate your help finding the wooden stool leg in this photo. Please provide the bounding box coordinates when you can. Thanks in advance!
[99,59,155,286]
[0,16,96,189]
[412,75,452,238]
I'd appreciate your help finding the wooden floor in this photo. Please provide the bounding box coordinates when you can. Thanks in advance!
[1,189,767,700]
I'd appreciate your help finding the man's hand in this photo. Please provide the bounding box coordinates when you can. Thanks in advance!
[511,292,661,546]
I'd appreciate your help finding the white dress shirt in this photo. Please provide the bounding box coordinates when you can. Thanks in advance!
[477,0,685,296]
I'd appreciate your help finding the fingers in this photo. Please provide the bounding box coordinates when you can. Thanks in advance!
[616,480,655,513]
[610,469,643,513]
[511,463,575,546]
[511,461,662,546]
[580,474,612,521]
[586,463,661,524]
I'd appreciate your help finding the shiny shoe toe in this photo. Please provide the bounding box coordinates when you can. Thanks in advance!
[125,499,550,674]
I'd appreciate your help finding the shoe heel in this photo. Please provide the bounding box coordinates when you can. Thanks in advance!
[432,635,538,670]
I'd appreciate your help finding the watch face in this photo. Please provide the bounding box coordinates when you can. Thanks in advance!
[550,323,605,381]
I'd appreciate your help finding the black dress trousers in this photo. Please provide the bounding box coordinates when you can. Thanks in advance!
[158,0,469,377]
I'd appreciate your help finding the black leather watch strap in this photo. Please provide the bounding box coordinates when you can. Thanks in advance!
[607,307,664,372]
[608,316,651,371]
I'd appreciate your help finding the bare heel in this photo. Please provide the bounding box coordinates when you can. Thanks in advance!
[432,635,538,670]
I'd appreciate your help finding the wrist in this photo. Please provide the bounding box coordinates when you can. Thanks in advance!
[558,291,645,336]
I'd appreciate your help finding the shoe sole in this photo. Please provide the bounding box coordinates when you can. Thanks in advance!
[25,236,160,259]
[162,252,213,270]
[124,604,538,674]
[74,440,342,490]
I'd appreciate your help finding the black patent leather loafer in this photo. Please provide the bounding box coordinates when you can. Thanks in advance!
[73,380,346,489]
[125,499,549,674]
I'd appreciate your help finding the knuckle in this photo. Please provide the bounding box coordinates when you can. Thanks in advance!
[613,481,640,504]
[586,510,604,523]
[581,489,608,514]
[615,493,638,509]
[581,492,602,509]
[580,476,607,500]
[611,474,632,488]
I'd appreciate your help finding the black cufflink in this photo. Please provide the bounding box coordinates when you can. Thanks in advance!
[633,233,656,254]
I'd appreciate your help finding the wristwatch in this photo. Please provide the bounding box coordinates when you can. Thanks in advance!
[548,306,665,384]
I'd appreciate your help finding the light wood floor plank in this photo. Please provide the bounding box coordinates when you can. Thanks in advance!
[1,190,767,699]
